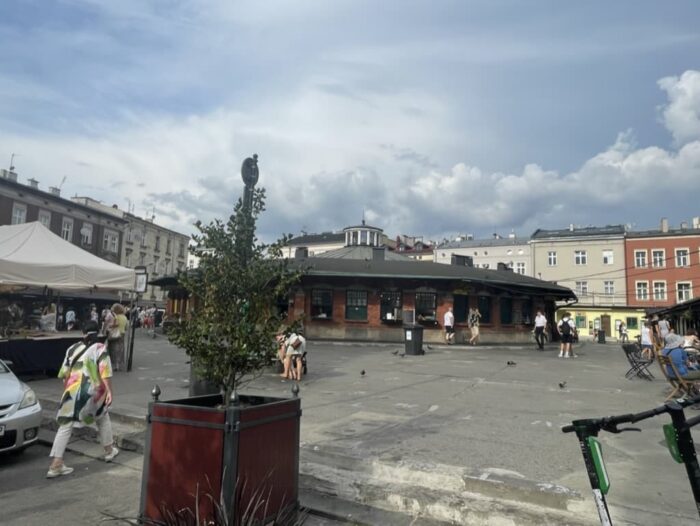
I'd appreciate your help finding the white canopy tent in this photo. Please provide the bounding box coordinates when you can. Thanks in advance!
[0,222,135,291]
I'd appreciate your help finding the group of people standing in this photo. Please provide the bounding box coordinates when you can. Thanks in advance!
[442,307,482,346]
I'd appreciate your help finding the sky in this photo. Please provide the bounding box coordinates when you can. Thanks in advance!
[1,1,699,244]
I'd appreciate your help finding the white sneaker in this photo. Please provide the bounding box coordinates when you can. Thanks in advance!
[104,447,119,462]
[46,465,74,478]
[558,352,564,358]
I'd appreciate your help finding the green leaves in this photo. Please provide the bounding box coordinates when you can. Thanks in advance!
[168,186,303,405]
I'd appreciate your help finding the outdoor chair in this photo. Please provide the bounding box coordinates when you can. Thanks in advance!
[622,343,654,381]
[657,353,699,401]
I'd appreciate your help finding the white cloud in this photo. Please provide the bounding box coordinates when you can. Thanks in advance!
[659,70,700,146]
[2,70,700,243]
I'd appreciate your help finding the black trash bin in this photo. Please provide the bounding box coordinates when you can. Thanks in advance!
[598,330,606,344]
[403,324,424,355]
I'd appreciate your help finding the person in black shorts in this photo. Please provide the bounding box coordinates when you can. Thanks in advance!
[557,313,576,358]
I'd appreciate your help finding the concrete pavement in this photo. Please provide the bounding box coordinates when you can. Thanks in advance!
[19,330,700,525]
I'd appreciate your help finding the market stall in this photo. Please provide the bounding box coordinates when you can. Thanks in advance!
[0,222,135,373]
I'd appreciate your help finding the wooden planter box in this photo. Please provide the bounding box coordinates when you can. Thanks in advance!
[139,392,301,524]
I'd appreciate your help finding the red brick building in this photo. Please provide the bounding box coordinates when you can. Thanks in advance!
[625,220,700,308]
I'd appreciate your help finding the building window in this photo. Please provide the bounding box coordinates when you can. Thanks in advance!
[140,231,148,247]
[81,223,93,246]
[178,242,186,258]
[575,314,587,330]
[453,294,469,324]
[634,250,647,267]
[11,203,27,224]
[499,297,513,325]
[311,289,333,319]
[626,317,639,330]
[652,249,665,268]
[103,229,119,253]
[345,290,368,321]
[61,218,74,241]
[125,250,132,267]
[164,259,171,274]
[38,209,51,228]
[478,296,492,324]
[636,281,649,301]
[604,281,614,295]
[139,252,146,265]
[482,263,490,269]
[602,250,614,265]
[155,235,161,251]
[677,282,692,302]
[547,251,557,266]
[380,291,402,321]
[153,256,160,274]
[575,281,588,296]
[166,238,172,255]
[574,250,587,265]
[676,249,690,268]
[415,292,437,321]
[515,262,526,275]
[653,281,667,301]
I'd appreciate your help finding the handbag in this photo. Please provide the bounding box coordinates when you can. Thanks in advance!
[108,326,122,340]
[290,336,302,350]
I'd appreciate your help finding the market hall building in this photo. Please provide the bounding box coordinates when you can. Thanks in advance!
[286,223,576,344]
[157,222,575,344]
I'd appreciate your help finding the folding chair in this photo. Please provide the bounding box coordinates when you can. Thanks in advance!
[657,354,698,401]
[622,343,654,381]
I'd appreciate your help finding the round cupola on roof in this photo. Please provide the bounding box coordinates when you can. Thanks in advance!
[343,220,383,247]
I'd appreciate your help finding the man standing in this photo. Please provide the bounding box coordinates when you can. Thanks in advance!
[443,307,455,345]
[468,308,482,346]
[534,310,547,350]
[557,313,576,358]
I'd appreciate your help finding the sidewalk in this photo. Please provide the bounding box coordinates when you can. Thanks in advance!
[27,331,700,525]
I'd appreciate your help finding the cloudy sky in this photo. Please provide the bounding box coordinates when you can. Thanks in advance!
[1,1,699,243]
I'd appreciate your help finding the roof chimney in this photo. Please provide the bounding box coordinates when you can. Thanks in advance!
[680,221,688,230]
[569,224,574,232]
[693,217,700,229]
[508,230,516,239]
[660,217,669,233]
[1,169,18,182]
[294,247,308,259]
[49,186,61,196]
[27,178,39,189]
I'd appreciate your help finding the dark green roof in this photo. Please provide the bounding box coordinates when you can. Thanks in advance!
[292,257,575,298]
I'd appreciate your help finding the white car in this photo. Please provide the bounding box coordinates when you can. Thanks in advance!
[0,359,42,453]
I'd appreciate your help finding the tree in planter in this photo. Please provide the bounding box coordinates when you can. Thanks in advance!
[168,183,302,406]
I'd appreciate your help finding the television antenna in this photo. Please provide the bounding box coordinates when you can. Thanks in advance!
[9,153,17,171]
[58,175,67,190]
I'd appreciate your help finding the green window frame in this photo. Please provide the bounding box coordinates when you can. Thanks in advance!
[415,292,437,321]
[626,317,639,330]
[311,289,333,319]
[380,291,402,321]
[453,295,469,324]
[478,296,492,324]
[346,290,368,321]
[499,298,513,325]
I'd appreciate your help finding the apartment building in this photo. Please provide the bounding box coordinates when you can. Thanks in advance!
[531,225,645,340]
[0,170,127,264]
[435,233,531,275]
[72,197,190,303]
[625,218,700,309]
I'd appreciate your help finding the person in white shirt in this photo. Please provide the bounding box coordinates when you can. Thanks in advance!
[443,308,455,345]
[65,307,76,331]
[534,310,547,350]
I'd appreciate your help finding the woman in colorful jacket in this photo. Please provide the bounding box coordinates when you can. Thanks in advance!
[46,322,118,478]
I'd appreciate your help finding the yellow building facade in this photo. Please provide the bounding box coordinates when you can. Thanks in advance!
[556,306,647,341]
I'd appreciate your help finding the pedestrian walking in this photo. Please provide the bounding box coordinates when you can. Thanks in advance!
[557,313,576,358]
[443,307,455,345]
[106,303,128,371]
[534,310,547,350]
[468,308,481,346]
[47,322,118,478]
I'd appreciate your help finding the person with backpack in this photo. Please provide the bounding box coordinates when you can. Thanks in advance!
[557,312,576,358]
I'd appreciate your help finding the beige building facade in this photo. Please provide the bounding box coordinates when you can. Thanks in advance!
[531,225,627,305]
[435,234,531,276]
